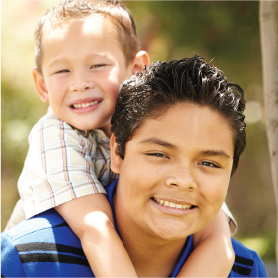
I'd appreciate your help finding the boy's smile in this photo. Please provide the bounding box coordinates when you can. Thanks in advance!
[36,15,133,135]
[112,103,234,243]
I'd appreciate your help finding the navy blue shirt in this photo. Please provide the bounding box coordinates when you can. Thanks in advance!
[1,180,268,277]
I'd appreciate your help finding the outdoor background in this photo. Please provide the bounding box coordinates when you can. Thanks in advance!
[1,0,276,271]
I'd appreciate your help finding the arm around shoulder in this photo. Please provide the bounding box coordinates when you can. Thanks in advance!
[55,193,137,277]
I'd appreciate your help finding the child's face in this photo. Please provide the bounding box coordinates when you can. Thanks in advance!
[112,103,234,241]
[38,15,133,135]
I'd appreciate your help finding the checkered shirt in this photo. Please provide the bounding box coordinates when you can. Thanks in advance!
[5,109,117,229]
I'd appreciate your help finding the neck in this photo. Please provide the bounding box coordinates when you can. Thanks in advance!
[99,122,112,138]
[114,191,187,277]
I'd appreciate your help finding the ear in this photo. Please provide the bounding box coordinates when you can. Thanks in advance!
[110,133,122,174]
[131,50,150,74]
[32,68,49,103]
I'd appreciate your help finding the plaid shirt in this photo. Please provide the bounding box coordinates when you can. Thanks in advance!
[6,109,117,229]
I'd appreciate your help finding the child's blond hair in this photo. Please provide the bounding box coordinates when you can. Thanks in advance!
[35,0,140,73]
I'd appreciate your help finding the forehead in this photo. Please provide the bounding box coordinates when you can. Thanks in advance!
[130,103,234,156]
[45,14,118,41]
[42,14,121,54]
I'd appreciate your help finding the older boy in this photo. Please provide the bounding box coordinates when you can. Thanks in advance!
[6,0,237,277]
[2,56,267,277]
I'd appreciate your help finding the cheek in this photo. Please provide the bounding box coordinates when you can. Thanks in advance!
[47,78,64,96]
[108,67,127,88]
[203,184,228,211]
[123,169,143,196]
[120,165,151,207]
[104,79,120,103]
[199,174,229,211]
[120,180,143,222]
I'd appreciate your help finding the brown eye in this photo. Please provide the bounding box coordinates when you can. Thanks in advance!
[199,161,219,168]
[147,153,168,159]
[56,69,69,74]
[91,64,105,69]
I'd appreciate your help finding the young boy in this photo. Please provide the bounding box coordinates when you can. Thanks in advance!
[6,0,236,276]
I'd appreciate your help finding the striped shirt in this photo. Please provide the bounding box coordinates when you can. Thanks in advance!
[1,179,268,277]
[6,109,116,229]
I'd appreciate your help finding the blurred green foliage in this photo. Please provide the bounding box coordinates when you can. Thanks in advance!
[1,0,275,261]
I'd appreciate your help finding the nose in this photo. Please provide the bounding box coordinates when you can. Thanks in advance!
[165,166,197,192]
[70,71,95,92]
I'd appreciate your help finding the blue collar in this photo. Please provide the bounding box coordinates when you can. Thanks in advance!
[106,179,194,277]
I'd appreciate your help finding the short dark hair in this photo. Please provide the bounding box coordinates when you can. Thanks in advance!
[35,0,139,73]
[111,55,246,175]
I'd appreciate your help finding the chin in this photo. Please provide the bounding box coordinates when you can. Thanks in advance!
[151,223,193,241]
[156,230,189,241]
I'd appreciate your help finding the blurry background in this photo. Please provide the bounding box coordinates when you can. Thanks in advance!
[1,0,276,270]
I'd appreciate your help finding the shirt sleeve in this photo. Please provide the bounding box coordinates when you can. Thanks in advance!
[249,253,268,277]
[18,114,107,219]
[221,202,238,235]
[1,233,27,277]
[230,239,268,277]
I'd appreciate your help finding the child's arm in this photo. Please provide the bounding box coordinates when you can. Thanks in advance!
[55,193,137,277]
[16,115,137,277]
[177,210,235,277]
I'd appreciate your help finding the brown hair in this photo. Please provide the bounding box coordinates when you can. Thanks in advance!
[111,56,246,176]
[35,0,140,73]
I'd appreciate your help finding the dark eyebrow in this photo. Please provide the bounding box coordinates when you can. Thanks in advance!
[139,138,231,158]
[139,138,177,150]
[200,150,231,159]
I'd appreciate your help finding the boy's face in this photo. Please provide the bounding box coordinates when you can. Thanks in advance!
[38,15,133,134]
[112,103,234,242]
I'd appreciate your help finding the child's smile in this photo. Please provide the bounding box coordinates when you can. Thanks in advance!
[37,15,133,135]
[71,99,102,110]
[69,97,102,113]
[113,102,234,242]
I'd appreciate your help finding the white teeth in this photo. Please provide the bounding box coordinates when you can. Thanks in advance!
[169,202,175,208]
[153,197,193,210]
[72,100,100,109]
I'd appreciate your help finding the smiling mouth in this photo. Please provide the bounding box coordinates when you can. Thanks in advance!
[71,100,102,109]
[152,197,196,210]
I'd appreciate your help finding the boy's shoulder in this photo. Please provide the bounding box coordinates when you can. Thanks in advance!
[1,209,94,277]
[2,209,68,244]
[230,238,268,277]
